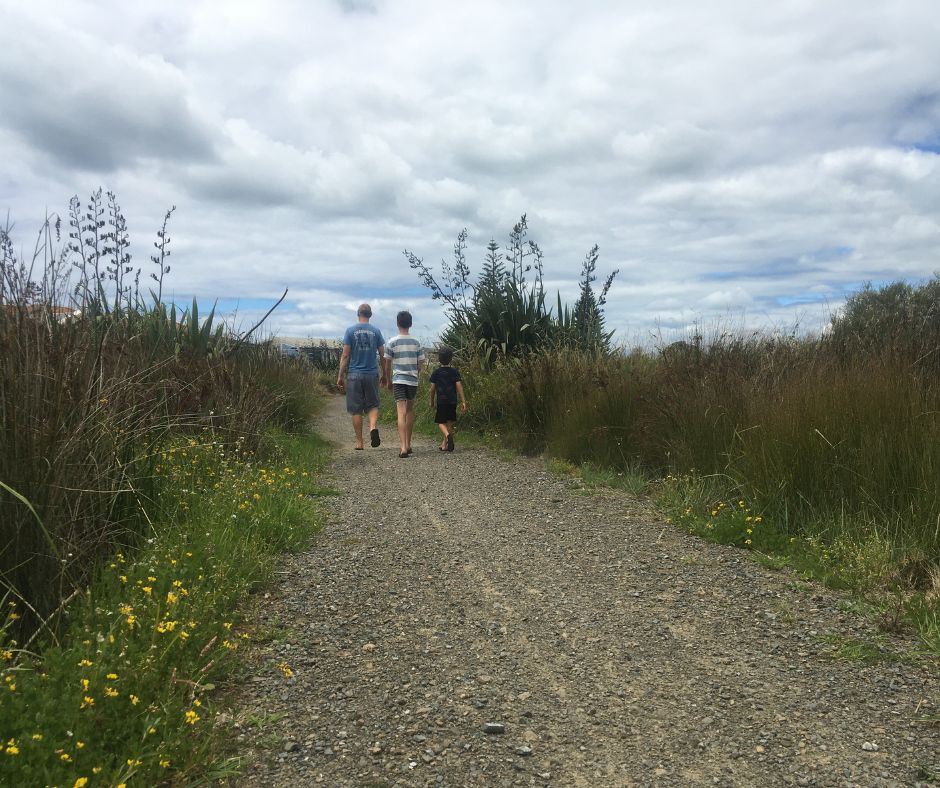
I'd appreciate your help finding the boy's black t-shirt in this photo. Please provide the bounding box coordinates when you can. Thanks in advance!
[430,366,461,404]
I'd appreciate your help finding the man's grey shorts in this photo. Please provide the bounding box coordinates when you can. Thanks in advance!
[345,373,380,415]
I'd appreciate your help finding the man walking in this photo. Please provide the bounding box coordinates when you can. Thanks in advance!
[337,303,386,450]
[384,310,425,458]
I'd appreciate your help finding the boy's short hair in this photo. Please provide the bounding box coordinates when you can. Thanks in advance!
[357,303,372,318]
[396,310,412,329]
[438,346,454,365]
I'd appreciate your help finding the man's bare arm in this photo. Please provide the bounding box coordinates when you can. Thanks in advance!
[337,345,350,389]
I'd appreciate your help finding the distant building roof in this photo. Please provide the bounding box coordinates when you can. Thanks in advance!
[273,336,343,348]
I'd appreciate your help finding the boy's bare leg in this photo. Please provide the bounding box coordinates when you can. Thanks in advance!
[437,422,449,449]
[396,400,409,453]
[366,407,379,432]
[405,401,416,451]
[351,414,364,449]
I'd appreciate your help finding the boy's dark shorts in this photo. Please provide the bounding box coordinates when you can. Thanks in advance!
[345,373,380,414]
[392,384,417,402]
[434,403,457,423]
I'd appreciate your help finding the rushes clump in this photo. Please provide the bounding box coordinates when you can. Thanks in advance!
[0,192,318,638]
[0,190,325,782]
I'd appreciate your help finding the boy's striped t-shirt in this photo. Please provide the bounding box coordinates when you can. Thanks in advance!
[386,335,425,386]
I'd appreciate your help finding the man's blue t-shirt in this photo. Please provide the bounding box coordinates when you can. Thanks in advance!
[343,323,384,375]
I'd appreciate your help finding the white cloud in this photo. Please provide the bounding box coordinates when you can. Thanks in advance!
[1,0,939,344]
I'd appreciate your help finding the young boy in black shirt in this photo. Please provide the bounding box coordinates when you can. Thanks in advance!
[428,346,467,452]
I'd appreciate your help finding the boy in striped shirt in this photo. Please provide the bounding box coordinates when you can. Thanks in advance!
[384,310,425,458]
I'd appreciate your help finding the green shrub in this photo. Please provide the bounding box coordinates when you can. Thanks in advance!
[0,193,321,639]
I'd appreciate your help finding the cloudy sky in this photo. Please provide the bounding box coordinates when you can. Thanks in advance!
[2,0,938,347]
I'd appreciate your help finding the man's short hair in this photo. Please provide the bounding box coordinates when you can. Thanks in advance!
[357,303,372,318]
[396,310,413,329]
[438,346,454,365]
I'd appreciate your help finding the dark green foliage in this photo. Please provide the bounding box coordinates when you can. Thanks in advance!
[0,192,320,640]
[829,275,940,372]
[572,244,618,353]
[405,215,618,362]
[453,328,940,562]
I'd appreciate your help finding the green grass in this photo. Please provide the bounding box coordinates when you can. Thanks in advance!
[547,457,648,495]
[0,429,329,785]
[439,327,940,660]
[818,633,898,664]
[650,472,940,659]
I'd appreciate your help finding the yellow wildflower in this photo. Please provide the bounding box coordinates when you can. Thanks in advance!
[1,650,11,661]
[130,694,139,705]
[31,734,42,741]
[5,744,20,756]
[74,779,89,788]
[142,586,153,595]
[160,758,171,768]
[119,575,127,584]
[78,658,93,667]
[185,710,200,725]
[80,695,95,709]
[60,752,72,761]
[106,672,118,680]
[76,741,85,749]
[166,592,178,604]
[105,686,119,697]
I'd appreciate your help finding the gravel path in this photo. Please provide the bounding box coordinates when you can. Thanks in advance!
[235,395,939,787]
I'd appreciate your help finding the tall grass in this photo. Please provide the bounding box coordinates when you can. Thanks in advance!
[453,326,940,564]
[0,194,321,642]
[0,429,329,785]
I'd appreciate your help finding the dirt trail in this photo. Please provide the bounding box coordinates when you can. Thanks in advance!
[236,395,939,787]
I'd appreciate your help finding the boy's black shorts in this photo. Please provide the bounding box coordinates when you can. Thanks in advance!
[434,403,457,423]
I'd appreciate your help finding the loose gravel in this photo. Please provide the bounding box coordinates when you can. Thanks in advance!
[235,395,940,787]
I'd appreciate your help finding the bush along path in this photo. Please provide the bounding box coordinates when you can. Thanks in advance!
[237,395,940,788]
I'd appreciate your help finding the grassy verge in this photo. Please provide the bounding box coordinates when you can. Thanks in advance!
[0,429,330,786]
[542,460,939,660]
[621,468,938,660]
